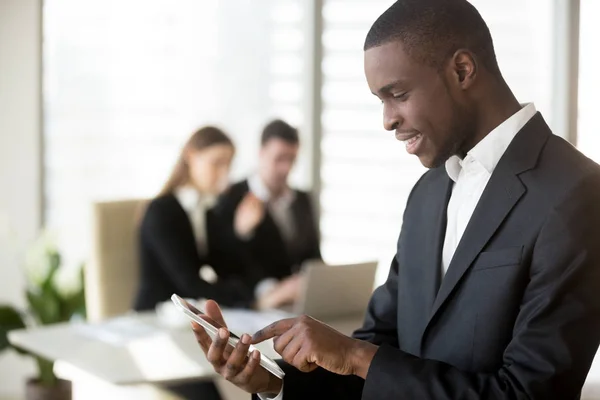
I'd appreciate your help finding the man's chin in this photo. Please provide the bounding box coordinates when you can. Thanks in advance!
[417,148,453,169]
[417,155,441,169]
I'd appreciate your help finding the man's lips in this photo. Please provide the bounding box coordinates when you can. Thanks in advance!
[395,131,421,141]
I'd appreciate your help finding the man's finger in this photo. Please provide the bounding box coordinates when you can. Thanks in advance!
[280,336,303,364]
[293,348,319,373]
[223,334,252,380]
[252,318,296,343]
[207,328,229,367]
[242,192,259,207]
[246,192,260,202]
[191,322,212,353]
[236,349,262,383]
[205,300,227,327]
[272,329,295,355]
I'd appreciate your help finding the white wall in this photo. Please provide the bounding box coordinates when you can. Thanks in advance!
[0,0,42,397]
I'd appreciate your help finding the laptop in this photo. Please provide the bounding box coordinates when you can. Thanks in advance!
[289,260,378,320]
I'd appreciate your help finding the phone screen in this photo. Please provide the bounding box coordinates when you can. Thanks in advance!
[182,299,241,340]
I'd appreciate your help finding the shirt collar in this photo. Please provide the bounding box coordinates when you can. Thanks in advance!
[248,174,295,207]
[445,103,537,182]
[174,186,216,213]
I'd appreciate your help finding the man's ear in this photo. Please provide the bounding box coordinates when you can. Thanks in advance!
[450,49,477,90]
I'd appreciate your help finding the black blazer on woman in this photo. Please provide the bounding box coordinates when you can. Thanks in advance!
[134,193,254,311]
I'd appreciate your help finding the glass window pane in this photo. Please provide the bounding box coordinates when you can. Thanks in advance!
[43,0,308,266]
[577,0,600,162]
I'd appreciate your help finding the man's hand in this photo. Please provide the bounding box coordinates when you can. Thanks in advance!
[190,300,282,395]
[234,193,265,238]
[252,315,378,379]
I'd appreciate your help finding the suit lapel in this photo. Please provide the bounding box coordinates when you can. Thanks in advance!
[429,167,525,320]
[396,169,451,355]
[426,112,550,328]
[421,174,453,312]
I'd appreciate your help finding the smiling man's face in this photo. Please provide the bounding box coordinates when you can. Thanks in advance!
[364,40,476,168]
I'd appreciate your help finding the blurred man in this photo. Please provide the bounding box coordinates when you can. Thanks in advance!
[217,119,321,310]
[194,0,600,399]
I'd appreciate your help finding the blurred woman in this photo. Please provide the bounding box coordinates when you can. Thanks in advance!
[134,126,255,312]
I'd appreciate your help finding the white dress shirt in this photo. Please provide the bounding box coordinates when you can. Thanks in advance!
[174,186,218,282]
[259,103,537,400]
[442,103,536,275]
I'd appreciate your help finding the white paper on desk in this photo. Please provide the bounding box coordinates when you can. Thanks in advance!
[221,309,294,335]
[74,316,161,346]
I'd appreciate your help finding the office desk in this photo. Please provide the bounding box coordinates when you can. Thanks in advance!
[11,313,600,399]
[8,310,364,399]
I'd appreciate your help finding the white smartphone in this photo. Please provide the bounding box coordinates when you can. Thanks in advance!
[170,294,285,379]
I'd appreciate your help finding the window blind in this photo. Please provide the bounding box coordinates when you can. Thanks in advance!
[43,0,308,267]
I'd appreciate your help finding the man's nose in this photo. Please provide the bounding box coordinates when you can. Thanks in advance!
[383,103,401,131]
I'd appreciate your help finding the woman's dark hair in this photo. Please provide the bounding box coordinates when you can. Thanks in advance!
[159,126,234,196]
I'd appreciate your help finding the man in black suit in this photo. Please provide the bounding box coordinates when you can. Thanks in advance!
[216,120,321,309]
[192,1,600,399]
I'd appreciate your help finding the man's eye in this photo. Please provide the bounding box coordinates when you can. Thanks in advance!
[393,92,407,100]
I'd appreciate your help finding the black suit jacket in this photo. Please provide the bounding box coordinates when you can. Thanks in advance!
[215,180,321,283]
[276,114,600,399]
[134,194,254,311]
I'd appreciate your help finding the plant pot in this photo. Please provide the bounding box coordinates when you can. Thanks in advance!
[25,379,72,400]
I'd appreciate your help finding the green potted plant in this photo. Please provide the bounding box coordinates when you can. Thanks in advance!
[0,231,86,400]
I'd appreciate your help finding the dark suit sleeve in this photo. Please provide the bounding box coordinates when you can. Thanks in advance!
[352,257,399,347]
[350,169,434,348]
[251,362,364,400]
[361,172,600,400]
[142,201,253,307]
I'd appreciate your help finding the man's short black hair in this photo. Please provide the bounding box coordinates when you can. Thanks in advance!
[364,0,501,76]
[260,119,299,146]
